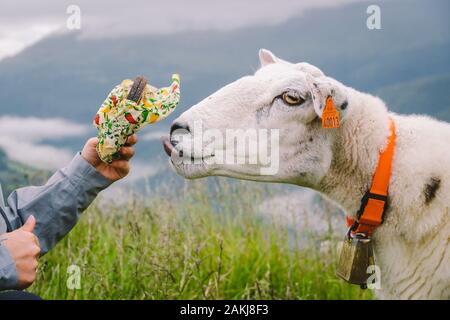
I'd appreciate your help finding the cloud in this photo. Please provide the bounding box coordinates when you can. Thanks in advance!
[0,116,89,170]
[0,0,364,60]
[0,116,164,179]
[0,23,60,61]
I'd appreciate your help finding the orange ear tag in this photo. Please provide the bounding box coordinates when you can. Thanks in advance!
[322,96,340,128]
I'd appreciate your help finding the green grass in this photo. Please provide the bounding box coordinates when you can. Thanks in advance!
[29,179,373,300]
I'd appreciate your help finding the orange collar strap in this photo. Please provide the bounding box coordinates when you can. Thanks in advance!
[346,118,396,237]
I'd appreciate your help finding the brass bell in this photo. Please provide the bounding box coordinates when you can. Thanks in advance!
[336,232,375,287]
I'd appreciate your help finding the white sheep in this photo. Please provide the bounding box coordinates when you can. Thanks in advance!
[162,49,450,299]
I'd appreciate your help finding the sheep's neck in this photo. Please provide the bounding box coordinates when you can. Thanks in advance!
[318,92,391,218]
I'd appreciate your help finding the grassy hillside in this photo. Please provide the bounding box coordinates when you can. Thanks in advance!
[0,149,48,196]
[29,179,372,300]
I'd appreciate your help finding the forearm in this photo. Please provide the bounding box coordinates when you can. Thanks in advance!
[0,245,17,290]
[3,153,112,254]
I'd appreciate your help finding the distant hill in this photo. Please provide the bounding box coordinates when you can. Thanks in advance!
[0,148,48,196]
[375,73,450,122]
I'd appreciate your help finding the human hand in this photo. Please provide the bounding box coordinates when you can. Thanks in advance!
[81,134,138,181]
[0,216,40,289]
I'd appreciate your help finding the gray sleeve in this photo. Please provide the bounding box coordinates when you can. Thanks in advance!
[0,244,18,290]
[3,152,112,255]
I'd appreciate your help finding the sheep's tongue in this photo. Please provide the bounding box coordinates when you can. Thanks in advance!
[161,135,174,157]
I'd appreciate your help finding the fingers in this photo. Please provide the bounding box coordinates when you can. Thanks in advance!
[23,227,40,256]
[32,243,41,258]
[88,137,99,147]
[31,234,40,253]
[19,216,41,254]
[21,215,36,233]
[125,134,138,146]
[28,238,41,258]
[81,137,101,168]
[110,160,130,174]
[19,271,37,289]
[118,146,135,161]
[19,257,38,289]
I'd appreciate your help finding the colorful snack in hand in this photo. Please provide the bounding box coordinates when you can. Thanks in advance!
[94,74,180,163]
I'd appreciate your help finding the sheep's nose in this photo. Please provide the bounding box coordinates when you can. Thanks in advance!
[170,121,190,135]
[170,121,190,146]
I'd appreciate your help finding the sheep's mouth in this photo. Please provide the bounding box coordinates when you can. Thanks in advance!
[161,135,214,178]
[161,135,214,160]
[161,135,176,157]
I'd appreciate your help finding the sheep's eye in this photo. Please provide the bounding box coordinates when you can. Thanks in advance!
[281,91,305,106]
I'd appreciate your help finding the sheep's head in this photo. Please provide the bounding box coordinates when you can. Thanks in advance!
[162,49,351,187]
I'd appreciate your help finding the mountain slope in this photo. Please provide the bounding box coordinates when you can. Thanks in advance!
[375,73,450,122]
[0,148,47,196]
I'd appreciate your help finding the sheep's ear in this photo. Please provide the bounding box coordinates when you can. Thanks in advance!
[259,49,278,67]
[307,74,349,123]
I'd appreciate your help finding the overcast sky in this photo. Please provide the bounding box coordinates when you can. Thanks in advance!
[0,0,363,60]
